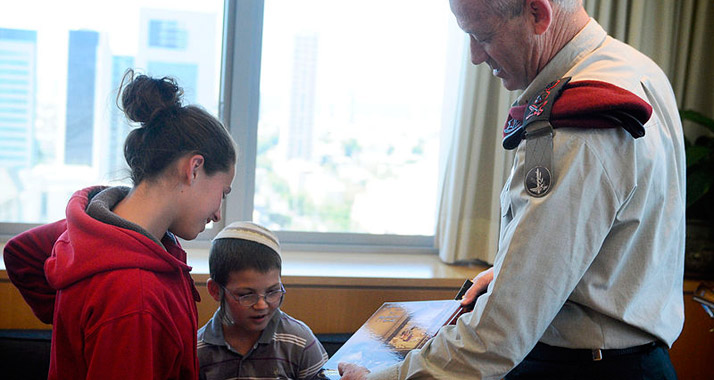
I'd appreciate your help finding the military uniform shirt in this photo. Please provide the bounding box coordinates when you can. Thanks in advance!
[368,18,686,380]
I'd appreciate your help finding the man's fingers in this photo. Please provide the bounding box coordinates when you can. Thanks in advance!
[460,284,480,305]
[459,268,494,306]
[338,362,370,379]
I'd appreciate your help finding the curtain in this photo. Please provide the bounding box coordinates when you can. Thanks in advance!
[436,0,714,264]
[436,57,518,264]
[584,0,714,109]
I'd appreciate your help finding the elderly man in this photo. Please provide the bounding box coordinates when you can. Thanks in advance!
[339,0,685,379]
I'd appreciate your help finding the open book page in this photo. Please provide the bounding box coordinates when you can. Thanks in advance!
[321,299,465,379]
[693,281,714,318]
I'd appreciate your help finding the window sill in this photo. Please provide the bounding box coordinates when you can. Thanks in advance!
[1,243,489,333]
[186,248,489,289]
[1,240,488,289]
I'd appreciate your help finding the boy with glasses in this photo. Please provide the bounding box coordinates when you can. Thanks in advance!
[198,221,328,379]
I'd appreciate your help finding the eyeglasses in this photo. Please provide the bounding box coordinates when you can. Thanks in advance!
[221,284,286,307]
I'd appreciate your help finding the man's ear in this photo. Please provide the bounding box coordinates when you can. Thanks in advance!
[526,0,553,35]
[207,278,222,302]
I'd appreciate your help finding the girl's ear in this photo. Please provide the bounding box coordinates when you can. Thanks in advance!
[206,278,222,302]
[189,154,205,182]
[179,154,205,184]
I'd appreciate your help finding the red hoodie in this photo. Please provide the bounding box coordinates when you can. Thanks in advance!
[3,186,200,380]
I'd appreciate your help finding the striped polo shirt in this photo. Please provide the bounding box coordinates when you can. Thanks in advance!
[198,308,329,380]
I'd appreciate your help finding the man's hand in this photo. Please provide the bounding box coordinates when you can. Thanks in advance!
[338,362,370,380]
[460,267,494,307]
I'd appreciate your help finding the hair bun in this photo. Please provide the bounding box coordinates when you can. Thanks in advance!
[119,70,184,125]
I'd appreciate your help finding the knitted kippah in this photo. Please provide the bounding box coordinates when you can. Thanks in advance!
[214,221,281,255]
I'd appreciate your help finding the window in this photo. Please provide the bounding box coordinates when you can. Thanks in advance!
[224,1,464,252]
[0,0,224,236]
[1,1,465,253]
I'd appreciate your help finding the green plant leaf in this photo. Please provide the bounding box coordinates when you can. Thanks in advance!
[680,109,714,215]
[687,169,714,208]
[686,144,711,168]
[680,109,714,134]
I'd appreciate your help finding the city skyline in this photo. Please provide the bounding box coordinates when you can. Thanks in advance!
[1,1,460,237]
[0,7,222,223]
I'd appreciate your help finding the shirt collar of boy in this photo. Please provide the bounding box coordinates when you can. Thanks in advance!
[202,308,283,348]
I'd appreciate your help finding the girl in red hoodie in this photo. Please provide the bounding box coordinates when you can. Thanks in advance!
[3,69,237,380]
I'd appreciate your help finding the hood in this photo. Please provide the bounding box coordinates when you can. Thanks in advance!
[45,186,192,290]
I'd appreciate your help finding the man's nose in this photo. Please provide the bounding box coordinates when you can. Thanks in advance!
[469,36,488,65]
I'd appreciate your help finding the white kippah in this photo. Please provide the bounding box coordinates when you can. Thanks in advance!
[213,221,281,255]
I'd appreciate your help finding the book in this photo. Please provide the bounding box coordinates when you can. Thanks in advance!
[693,281,714,317]
[321,280,475,379]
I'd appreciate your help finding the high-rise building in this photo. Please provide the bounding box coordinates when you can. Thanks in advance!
[0,28,36,169]
[107,55,134,178]
[137,9,218,111]
[288,33,318,160]
[64,30,98,166]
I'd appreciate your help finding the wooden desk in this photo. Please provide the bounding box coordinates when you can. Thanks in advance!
[669,280,714,380]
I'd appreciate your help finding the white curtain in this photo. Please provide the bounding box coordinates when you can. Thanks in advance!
[583,0,714,139]
[436,0,714,265]
[436,56,518,264]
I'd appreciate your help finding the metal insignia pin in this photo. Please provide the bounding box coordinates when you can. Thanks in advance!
[525,166,551,197]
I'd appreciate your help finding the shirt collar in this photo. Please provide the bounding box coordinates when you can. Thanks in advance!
[201,308,283,347]
[518,18,608,105]
[201,309,227,346]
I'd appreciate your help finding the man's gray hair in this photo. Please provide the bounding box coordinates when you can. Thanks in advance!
[488,0,581,18]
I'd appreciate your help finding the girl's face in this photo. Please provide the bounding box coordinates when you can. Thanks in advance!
[172,162,235,240]
[220,268,283,335]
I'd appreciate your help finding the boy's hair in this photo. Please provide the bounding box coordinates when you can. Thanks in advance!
[209,221,282,287]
